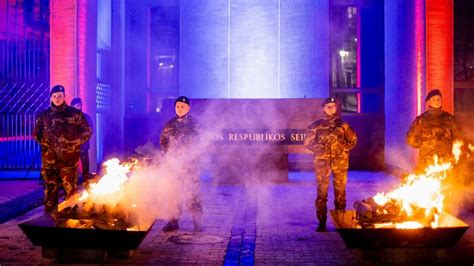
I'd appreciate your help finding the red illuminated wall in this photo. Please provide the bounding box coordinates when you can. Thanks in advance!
[0,1,6,33]
[77,0,97,114]
[415,0,425,116]
[426,0,454,113]
[50,0,97,171]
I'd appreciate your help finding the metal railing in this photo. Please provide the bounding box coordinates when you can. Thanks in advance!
[0,114,41,169]
[0,82,49,169]
[0,0,50,170]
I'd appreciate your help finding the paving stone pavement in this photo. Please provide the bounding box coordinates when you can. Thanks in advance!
[0,188,43,224]
[0,180,44,224]
[0,171,473,265]
[0,180,42,205]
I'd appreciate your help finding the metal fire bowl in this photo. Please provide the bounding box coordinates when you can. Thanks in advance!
[18,214,154,250]
[330,210,469,249]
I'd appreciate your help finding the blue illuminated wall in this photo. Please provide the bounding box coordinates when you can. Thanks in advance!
[359,3,384,113]
[279,0,328,98]
[180,0,329,99]
[180,1,229,98]
[384,0,425,170]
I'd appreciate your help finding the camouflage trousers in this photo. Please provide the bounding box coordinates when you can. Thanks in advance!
[171,168,203,219]
[41,149,80,213]
[313,159,348,224]
[80,149,90,181]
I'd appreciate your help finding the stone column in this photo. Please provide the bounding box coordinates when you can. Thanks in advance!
[384,0,425,171]
[426,0,454,113]
[50,0,97,171]
[50,0,78,97]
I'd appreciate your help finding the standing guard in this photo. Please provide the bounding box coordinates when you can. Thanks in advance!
[159,96,203,232]
[406,89,462,172]
[71,97,94,183]
[33,85,92,213]
[304,97,358,232]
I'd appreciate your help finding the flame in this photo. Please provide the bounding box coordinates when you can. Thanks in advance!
[78,158,138,206]
[369,140,474,229]
[57,158,150,231]
[372,157,449,228]
[373,192,389,206]
[452,140,463,164]
[89,158,131,197]
[395,221,424,229]
[79,190,89,201]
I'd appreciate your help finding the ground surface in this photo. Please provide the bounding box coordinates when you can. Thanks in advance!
[0,171,473,265]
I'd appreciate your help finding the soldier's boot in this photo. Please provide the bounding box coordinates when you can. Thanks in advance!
[192,213,202,233]
[162,219,179,232]
[316,209,327,232]
[316,221,327,232]
[43,181,59,215]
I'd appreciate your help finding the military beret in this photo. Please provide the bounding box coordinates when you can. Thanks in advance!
[321,97,337,107]
[50,85,65,96]
[425,89,442,102]
[175,96,190,106]
[71,98,82,106]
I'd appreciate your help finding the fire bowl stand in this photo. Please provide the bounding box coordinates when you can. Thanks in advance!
[19,214,154,262]
[329,210,470,264]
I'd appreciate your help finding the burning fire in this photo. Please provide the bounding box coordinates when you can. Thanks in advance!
[58,158,144,230]
[373,157,448,228]
[452,140,463,164]
[78,158,138,206]
[395,221,424,229]
[370,139,471,229]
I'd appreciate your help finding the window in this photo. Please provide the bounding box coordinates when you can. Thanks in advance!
[330,6,359,113]
[329,2,384,114]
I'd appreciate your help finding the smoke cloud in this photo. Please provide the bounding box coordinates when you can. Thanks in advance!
[86,99,320,227]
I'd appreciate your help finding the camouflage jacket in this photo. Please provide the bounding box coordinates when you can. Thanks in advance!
[406,107,462,164]
[159,114,200,153]
[304,114,358,161]
[33,103,92,155]
[81,112,93,151]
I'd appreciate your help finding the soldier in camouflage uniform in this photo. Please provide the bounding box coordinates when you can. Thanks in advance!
[71,97,94,183]
[406,89,462,172]
[159,96,203,232]
[304,97,358,232]
[33,85,92,213]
